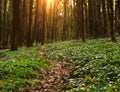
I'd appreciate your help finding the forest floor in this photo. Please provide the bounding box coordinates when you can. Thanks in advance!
[29,51,70,92]
[0,38,120,92]
[0,53,4,59]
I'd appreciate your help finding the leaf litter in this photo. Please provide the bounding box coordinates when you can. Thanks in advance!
[29,51,70,92]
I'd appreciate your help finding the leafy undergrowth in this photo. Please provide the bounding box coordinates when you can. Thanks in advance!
[0,46,50,92]
[41,38,120,92]
[0,38,120,92]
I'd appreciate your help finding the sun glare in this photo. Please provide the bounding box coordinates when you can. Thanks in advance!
[46,0,54,7]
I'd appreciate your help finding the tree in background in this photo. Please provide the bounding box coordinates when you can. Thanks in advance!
[26,0,34,47]
[107,0,116,42]
[41,0,46,45]
[116,0,120,34]
[11,0,20,51]
[0,0,119,50]
[0,0,2,47]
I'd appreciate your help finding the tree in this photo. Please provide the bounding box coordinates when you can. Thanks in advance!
[26,0,34,47]
[63,0,67,40]
[101,0,108,36]
[74,0,85,41]
[81,0,85,42]
[116,0,120,34]
[0,0,2,46]
[11,0,20,51]
[107,0,116,42]
[41,0,46,45]
[92,0,101,38]
[34,0,40,43]
[88,0,94,37]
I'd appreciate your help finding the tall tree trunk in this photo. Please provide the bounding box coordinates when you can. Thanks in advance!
[0,0,2,46]
[84,0,89,37]
[107,0,116,42]
[41,0,46,45]
[116,0,120,34]
[51,0,56,41]
[88,0,94,37]
[34,0,41,43]
[63,0,67,40]
[11,0,20,51]
[75,0,81,39]
[47,4,52,42]
[81,0,85,42]
[2,0,7,47]
[19,0,24,46]
[27,0,34,47]
[93,0,101,38]
[101,0,108,36]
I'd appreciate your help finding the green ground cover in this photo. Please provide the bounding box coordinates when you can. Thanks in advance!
[0,38,120,92]
[0,46,50,92]
[41,38,120,92]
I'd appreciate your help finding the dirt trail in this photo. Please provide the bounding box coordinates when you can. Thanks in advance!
[30,51,70,92]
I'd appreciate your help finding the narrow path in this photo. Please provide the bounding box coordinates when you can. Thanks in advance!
[30,51,70,92]
[39,60,70,92]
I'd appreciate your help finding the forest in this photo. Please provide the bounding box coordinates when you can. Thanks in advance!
[0,0,120,92]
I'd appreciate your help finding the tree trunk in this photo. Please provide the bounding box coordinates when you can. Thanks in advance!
[63,0,67,40]
[107,0,116,42]
[88,0,94,37]
[81,0,85,42]
[2,0,7,47]
[0,0,2,46]
[101,0,108,36]
[27,0,34,47]
[11,0,20,51]
[41,0,46,45]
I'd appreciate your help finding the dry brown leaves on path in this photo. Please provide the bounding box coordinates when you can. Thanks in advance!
[29,51,70,92]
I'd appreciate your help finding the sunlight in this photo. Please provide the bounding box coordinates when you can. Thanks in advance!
[46,0,54,7]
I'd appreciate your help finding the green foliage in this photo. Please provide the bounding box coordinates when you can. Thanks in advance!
[0,46,50,92]
[41,38,120,92]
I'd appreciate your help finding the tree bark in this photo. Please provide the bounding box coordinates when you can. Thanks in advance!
[107,0,116,42]
[11,0,20,51]
[27,0,34,47]
[41,0,46,45]
[0,0,2,46]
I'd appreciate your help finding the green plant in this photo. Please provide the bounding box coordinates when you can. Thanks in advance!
[0,46,50,91]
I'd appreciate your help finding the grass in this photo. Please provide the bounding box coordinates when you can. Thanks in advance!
[41,38,120,92]
[0,38,120,92]
[0,46,50,92]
